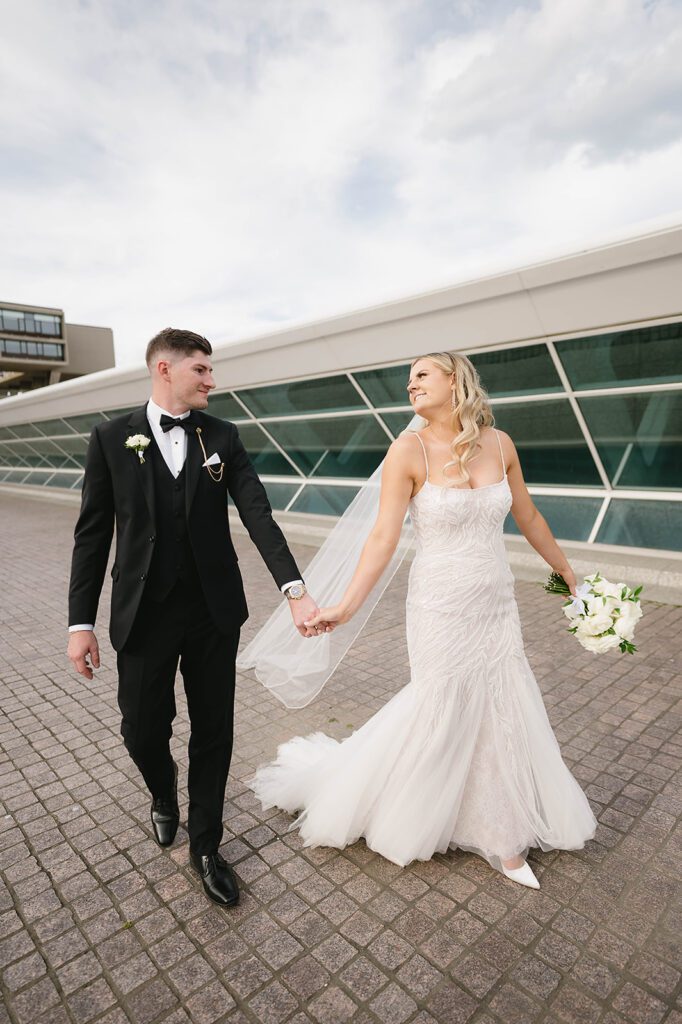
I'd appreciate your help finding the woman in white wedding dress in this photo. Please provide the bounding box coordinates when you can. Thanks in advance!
[251,352,598,889]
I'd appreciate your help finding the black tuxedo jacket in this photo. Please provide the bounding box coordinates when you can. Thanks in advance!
[68,403,302,651]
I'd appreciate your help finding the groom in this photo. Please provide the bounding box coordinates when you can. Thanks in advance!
[67,328,320,907]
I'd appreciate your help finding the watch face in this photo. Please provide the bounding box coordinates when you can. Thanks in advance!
[288,584,305,598]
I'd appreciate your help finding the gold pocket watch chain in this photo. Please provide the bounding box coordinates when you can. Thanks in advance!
[195,427,224,482]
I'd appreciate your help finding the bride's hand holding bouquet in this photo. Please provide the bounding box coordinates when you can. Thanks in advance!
[545,569,643,654]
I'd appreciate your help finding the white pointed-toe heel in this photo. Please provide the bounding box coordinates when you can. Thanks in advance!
[501,860,540,889]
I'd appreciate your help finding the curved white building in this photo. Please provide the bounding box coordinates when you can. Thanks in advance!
[1,225,680,566]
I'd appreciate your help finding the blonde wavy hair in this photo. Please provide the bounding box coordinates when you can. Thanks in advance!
[411,351,494,484]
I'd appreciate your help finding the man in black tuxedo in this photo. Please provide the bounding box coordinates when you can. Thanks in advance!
[67,328,322,907]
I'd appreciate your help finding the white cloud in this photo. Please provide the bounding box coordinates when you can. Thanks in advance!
[0,0,681,366]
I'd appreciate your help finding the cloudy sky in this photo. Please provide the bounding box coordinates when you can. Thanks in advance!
[2,0,682,366]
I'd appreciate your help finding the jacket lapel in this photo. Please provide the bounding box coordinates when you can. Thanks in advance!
[127,405,155,524]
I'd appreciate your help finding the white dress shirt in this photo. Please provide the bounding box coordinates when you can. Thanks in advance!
[69,398,301,632]
[146,396,189,477]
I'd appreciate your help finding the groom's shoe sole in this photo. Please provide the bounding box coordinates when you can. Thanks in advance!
[150,761,180,847]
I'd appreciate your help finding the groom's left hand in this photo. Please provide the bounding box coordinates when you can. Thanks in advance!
[288,593,329,638]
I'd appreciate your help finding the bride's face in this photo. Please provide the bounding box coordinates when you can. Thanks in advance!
[407,359,454,418]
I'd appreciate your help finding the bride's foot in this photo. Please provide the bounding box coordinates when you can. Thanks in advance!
[501,855,524,870]
[500,857,540,889]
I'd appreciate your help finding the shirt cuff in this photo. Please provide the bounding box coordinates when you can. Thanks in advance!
[69,624,94,632]
[280,580,303,594]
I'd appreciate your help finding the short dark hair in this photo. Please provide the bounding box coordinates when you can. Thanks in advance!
[145,327,212,367]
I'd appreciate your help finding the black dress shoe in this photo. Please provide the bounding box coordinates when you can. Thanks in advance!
[190,850,239,907]
[150,761,179,847]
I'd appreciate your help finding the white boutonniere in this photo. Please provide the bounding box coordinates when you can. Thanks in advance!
[125,434,151,464]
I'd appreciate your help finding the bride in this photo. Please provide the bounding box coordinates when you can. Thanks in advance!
[249,351,598,889]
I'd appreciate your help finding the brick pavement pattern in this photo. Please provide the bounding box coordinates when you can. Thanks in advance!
[1,491,681,1024]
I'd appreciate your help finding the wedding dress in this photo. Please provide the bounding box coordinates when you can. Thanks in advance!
[250,430,598,875]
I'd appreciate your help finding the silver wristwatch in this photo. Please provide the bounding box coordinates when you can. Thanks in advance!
[284,583,307,600]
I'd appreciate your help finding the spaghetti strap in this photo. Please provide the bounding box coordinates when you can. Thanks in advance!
[494,429,507,480]
[414,432,430,482]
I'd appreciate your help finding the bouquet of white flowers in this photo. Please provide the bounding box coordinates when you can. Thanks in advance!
[544,571,643,654]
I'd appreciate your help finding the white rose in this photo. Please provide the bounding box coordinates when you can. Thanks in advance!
[578,632,622,654]
[585,595,607,616]
[614,601,643,641]
[576,611,615,637]
[126,434,150,448]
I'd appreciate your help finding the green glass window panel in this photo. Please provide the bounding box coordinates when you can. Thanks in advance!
[23,471,52,485]
[0,469,10,480]
[26,437,70,456]
[596,499,681,551]
[471,345,562,397]
[21,438,80,468]
[102,405,139,420]
[492,400,601,485]
[556,322,682,389]
[70,474,84,489]
[3,469,30,483]
[262,482,301,510]
[66,411,108,433]
[56,435,89,457]
[4,422,40,439]
[380,410,414,436]
[0,427,19,440]
[579,391,682,490]
[6,441,51,468]
[208,392,248,420]
[236,423,299,476]
[290,484,360,516]
[353,364,411,406]
[504,496,603,542]
[266,416,389,478]
[239,376,365,417]
[46,472,82,488]
[31,418,75,436]
[0,443,29,466]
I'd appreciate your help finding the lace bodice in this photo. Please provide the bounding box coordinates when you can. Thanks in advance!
[409,431,513,559]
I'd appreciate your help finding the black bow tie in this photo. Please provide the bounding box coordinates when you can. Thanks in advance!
[159,413,195,434]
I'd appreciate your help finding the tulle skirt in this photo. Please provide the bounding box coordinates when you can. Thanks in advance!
[249,645,598,875]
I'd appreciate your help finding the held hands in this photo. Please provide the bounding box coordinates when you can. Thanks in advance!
[287,593,332,638]
[67,630,100,681]
[303,605,350,633]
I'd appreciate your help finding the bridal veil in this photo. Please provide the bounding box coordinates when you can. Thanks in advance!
[235,415,425,707]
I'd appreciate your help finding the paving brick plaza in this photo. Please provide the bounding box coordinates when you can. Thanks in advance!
[1,491,681,1024]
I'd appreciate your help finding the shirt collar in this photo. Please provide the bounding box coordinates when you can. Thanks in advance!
[147,397,191,427]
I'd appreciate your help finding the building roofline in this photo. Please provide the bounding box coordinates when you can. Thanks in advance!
[0,301,64,317]
[1,220,681,423]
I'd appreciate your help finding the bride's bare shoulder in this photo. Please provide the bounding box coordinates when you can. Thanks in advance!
[486,425,515,448]
[484,426,518,464]
[385,431,425,472]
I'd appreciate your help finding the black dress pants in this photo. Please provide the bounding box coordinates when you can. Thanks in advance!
[116,580,240,855]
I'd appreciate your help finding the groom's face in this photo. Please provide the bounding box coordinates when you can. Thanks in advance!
[166,351,215,410]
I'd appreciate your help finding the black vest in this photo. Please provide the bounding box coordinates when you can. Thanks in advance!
[146,439,202,601]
